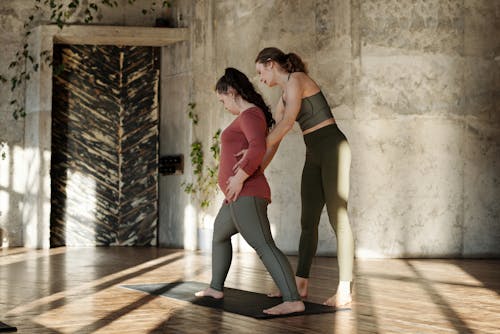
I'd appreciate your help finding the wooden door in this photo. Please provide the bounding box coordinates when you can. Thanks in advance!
[50,44,159,246]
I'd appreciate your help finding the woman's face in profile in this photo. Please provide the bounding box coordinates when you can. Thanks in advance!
[217,92,239,115]
[256,62,275,87]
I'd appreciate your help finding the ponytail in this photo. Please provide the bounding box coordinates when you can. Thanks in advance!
[255,47,307,74]
[215,68,275,129]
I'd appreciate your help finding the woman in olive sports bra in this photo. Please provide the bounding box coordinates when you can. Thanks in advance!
[253,47,355,307]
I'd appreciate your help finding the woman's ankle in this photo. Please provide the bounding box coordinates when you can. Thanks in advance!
[295,276,309,297]
[337,280,351,295]
[295,276,309,285]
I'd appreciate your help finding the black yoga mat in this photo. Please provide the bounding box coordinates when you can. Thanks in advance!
[0,321,17,332]
[122,281,343,319]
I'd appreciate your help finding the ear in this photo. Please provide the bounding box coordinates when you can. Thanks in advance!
[227,87,237,98]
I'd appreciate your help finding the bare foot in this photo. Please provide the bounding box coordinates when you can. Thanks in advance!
[267,276,308,298]
[263,301,305,315]
[195,287,223,299]
[323,293,352,308]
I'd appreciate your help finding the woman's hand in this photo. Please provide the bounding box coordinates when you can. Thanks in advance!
[232,149,248,173]
[226,176,244,202]
[225,168,249,202]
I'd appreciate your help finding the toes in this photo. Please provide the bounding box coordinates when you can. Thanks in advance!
[263,302,304,315]
[263,306,283,315]
[266,309,281,315]
[323,295,352,307]
[194,288,223,299]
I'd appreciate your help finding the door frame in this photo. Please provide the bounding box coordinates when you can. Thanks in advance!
[22,25,189,249]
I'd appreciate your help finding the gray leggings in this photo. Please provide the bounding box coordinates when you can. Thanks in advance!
[210,196,301,302]
[296,124,355,281]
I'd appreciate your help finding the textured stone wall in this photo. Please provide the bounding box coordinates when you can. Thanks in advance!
[462,0,500,256]
[0,1,31,247]
[172,0,500,257]
[350,0,500,257]
[1,0,499,257]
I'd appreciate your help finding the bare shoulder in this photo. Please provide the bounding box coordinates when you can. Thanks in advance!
[288,72,320,97]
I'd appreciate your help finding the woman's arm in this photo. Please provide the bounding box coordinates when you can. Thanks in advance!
[259,76,303,169]
[260,141,280,171]
[226,109,267,201]
[235,98,285,172]
[232,76,304,173]
[265,76,303,148]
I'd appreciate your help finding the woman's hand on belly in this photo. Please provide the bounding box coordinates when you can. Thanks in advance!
[225,175,244,202]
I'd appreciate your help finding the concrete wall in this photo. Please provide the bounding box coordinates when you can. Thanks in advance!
[0,0,171,247]
[0,1,31,247]
[1,0,499,257]
[162,0,500,258]
[351,0,500,257]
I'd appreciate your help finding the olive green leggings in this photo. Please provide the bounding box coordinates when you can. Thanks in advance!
[210,196,301,302]
[296,124,355,281]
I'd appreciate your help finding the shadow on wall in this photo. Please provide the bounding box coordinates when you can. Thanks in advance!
[355,1,500,258]
[0,227,7,247]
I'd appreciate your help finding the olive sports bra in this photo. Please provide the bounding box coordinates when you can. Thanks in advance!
[282,91,334,132]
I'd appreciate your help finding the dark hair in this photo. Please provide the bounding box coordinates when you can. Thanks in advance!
[215,67,275,129]
[255,47,307,74]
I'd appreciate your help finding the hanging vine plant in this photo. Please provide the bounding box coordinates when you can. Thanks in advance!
[0,0,171,159]
[182,102,221,209]
[0,142,6,160]
[2,0,171,120]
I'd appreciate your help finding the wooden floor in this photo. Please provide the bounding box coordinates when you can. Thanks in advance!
[1,247,499,333]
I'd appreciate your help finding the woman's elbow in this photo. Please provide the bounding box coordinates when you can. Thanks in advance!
[277,118,294,134]
[272,124,293,144]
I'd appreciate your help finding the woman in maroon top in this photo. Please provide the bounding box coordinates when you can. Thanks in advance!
[195,68,304,315]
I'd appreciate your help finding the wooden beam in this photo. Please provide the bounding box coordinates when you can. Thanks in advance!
[49,25,189,46]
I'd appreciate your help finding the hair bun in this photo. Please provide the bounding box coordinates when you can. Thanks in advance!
[225,67,238,75]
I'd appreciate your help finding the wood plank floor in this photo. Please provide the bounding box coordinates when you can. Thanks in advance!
[1,247,499,333]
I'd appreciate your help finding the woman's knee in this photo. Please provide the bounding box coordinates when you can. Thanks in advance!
[246,236,277,255]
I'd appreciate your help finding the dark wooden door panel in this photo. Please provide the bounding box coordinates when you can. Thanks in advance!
[51,44,159,246]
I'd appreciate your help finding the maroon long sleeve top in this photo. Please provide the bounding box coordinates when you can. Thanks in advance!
[218,107,271,202]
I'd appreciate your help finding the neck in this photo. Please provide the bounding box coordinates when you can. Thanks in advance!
[235,97,255,113]
[275,70,290,90]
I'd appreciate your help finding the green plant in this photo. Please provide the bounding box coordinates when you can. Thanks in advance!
[0,142,6,160]
[182,103,221,208]
[186,102,198,125]
[0,0,171,159]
